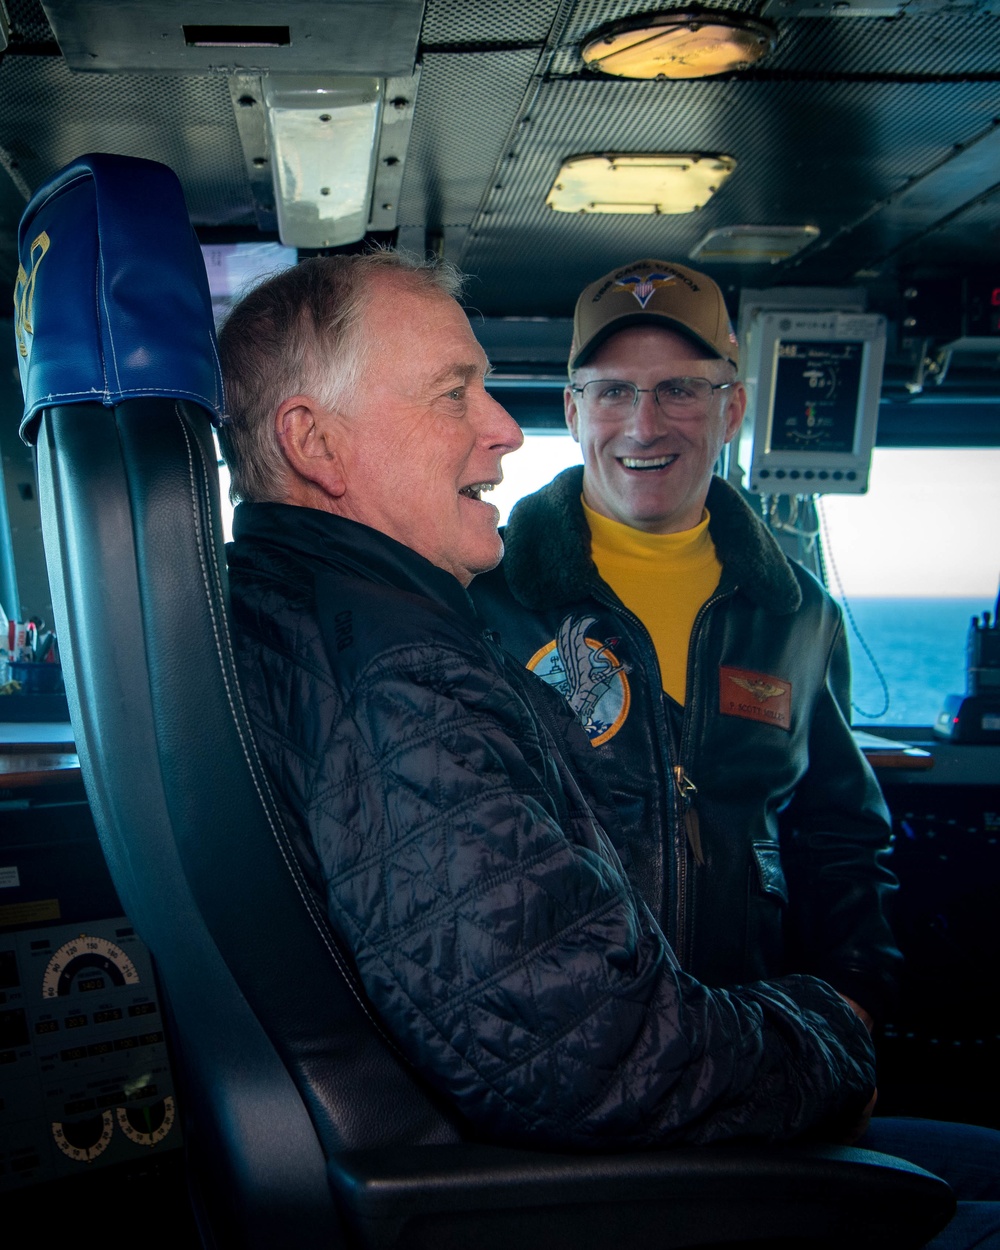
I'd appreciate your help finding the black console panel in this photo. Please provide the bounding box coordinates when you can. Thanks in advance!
[0,789,180,1195]
[877,769,1000,1127]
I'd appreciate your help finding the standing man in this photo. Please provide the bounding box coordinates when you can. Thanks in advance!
[471,259,900,1027]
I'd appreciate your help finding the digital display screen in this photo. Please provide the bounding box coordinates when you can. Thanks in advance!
[966,281,1000,336]
[0,950,19,991]
[0,1007,29,1049]
[770,340,864,453]
[201,242,297,326]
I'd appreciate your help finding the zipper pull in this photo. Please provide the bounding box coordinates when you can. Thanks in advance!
[674,767,705,866]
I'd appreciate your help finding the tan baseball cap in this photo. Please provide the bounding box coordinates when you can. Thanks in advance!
[570,259,739,371]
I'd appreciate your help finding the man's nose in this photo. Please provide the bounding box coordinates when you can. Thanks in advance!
[625,389,665,442]
[483,391,524,453]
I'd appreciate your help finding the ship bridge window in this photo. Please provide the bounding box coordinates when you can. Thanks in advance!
[819,448,1000,728]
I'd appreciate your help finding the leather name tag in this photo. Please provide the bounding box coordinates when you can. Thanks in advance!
[719,666,792,731]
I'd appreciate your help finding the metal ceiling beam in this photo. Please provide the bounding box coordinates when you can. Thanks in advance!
[40,0,424,76]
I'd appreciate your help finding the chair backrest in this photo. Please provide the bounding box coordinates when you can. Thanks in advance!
[17,153,462,1248]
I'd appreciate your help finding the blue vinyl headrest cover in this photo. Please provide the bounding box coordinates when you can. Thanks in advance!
[15,152,225,444]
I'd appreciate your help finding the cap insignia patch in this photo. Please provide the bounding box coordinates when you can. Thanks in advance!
[615,272,675,309]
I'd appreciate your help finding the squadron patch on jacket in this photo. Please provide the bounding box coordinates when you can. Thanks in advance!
[527,614,631,746]
[720,666,792,731]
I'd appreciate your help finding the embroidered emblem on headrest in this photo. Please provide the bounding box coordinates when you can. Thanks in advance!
[615,272,675,309]
[14,230,50,360]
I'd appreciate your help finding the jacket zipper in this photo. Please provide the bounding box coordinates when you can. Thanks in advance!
[673,766,703,865]
[671,584,737,964]
[591,584,680,946]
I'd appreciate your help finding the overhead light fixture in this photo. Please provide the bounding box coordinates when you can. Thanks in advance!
[690,224,820,263]
[264,75,382,249]
[546,154,736,216]
[582,9,776,80]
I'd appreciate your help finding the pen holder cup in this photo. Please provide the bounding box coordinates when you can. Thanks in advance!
[7,661,65,695]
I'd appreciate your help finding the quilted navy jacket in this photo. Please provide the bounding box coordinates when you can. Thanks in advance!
[227,501,876,1149]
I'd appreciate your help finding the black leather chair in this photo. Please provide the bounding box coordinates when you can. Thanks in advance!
[16,153,954,1250]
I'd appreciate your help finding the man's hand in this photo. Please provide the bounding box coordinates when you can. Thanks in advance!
[838,993,874,1034]
[841,1087,878,1145]
[833,994,876,1143]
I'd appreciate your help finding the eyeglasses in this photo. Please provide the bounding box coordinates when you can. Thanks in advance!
[570,377,735,417]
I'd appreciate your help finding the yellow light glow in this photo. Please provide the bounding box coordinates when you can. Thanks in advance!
[691,224,820,263]
[583,14,774,80]
[546,154,736,215]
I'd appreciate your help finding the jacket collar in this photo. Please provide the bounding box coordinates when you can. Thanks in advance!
[232,501,480,624]
[501,466,802,615]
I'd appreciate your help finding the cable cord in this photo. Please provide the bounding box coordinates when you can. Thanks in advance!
[816,497,890,720]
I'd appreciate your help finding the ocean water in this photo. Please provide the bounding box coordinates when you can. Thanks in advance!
[836,597,992,727]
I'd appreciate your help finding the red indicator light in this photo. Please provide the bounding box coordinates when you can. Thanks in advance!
[991,288,1000,307]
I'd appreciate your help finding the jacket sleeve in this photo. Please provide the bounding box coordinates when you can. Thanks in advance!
[312,636,876,1150]
[780,611,903,1021]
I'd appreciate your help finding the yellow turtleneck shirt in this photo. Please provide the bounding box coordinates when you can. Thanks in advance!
[583,500,722,705]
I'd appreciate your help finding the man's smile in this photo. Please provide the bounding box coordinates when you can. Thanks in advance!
[459,480,498,500]
[619,455,679,471]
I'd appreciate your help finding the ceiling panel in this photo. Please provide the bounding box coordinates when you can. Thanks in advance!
[460,72,1000,312]
[397,49,541,228]
[6,0,56,46]
[420,0,562,44]
[0,0,997,349]
[0,55,253,225]
[768,11,1000,74]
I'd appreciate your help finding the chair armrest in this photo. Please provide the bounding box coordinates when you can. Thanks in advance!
[329,1138,955,1249]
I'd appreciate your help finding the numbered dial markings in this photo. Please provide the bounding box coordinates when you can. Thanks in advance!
[42,935,139,999]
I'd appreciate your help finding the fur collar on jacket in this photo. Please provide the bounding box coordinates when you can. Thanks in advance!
[501,467,802,615]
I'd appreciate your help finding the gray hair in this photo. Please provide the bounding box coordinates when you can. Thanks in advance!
[217,251,463,504]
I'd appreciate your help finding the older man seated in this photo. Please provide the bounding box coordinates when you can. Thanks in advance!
[217,251,875,1150]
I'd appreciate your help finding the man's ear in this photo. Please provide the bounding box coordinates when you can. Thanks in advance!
[275,396,347,500]
[722,382,747,446]
[564,385,581,442]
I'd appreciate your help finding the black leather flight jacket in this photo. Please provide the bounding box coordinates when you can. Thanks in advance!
[471,468,902,1020]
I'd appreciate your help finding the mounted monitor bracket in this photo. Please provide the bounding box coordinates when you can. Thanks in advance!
[227,68,419,246]
[732,287,886,495]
